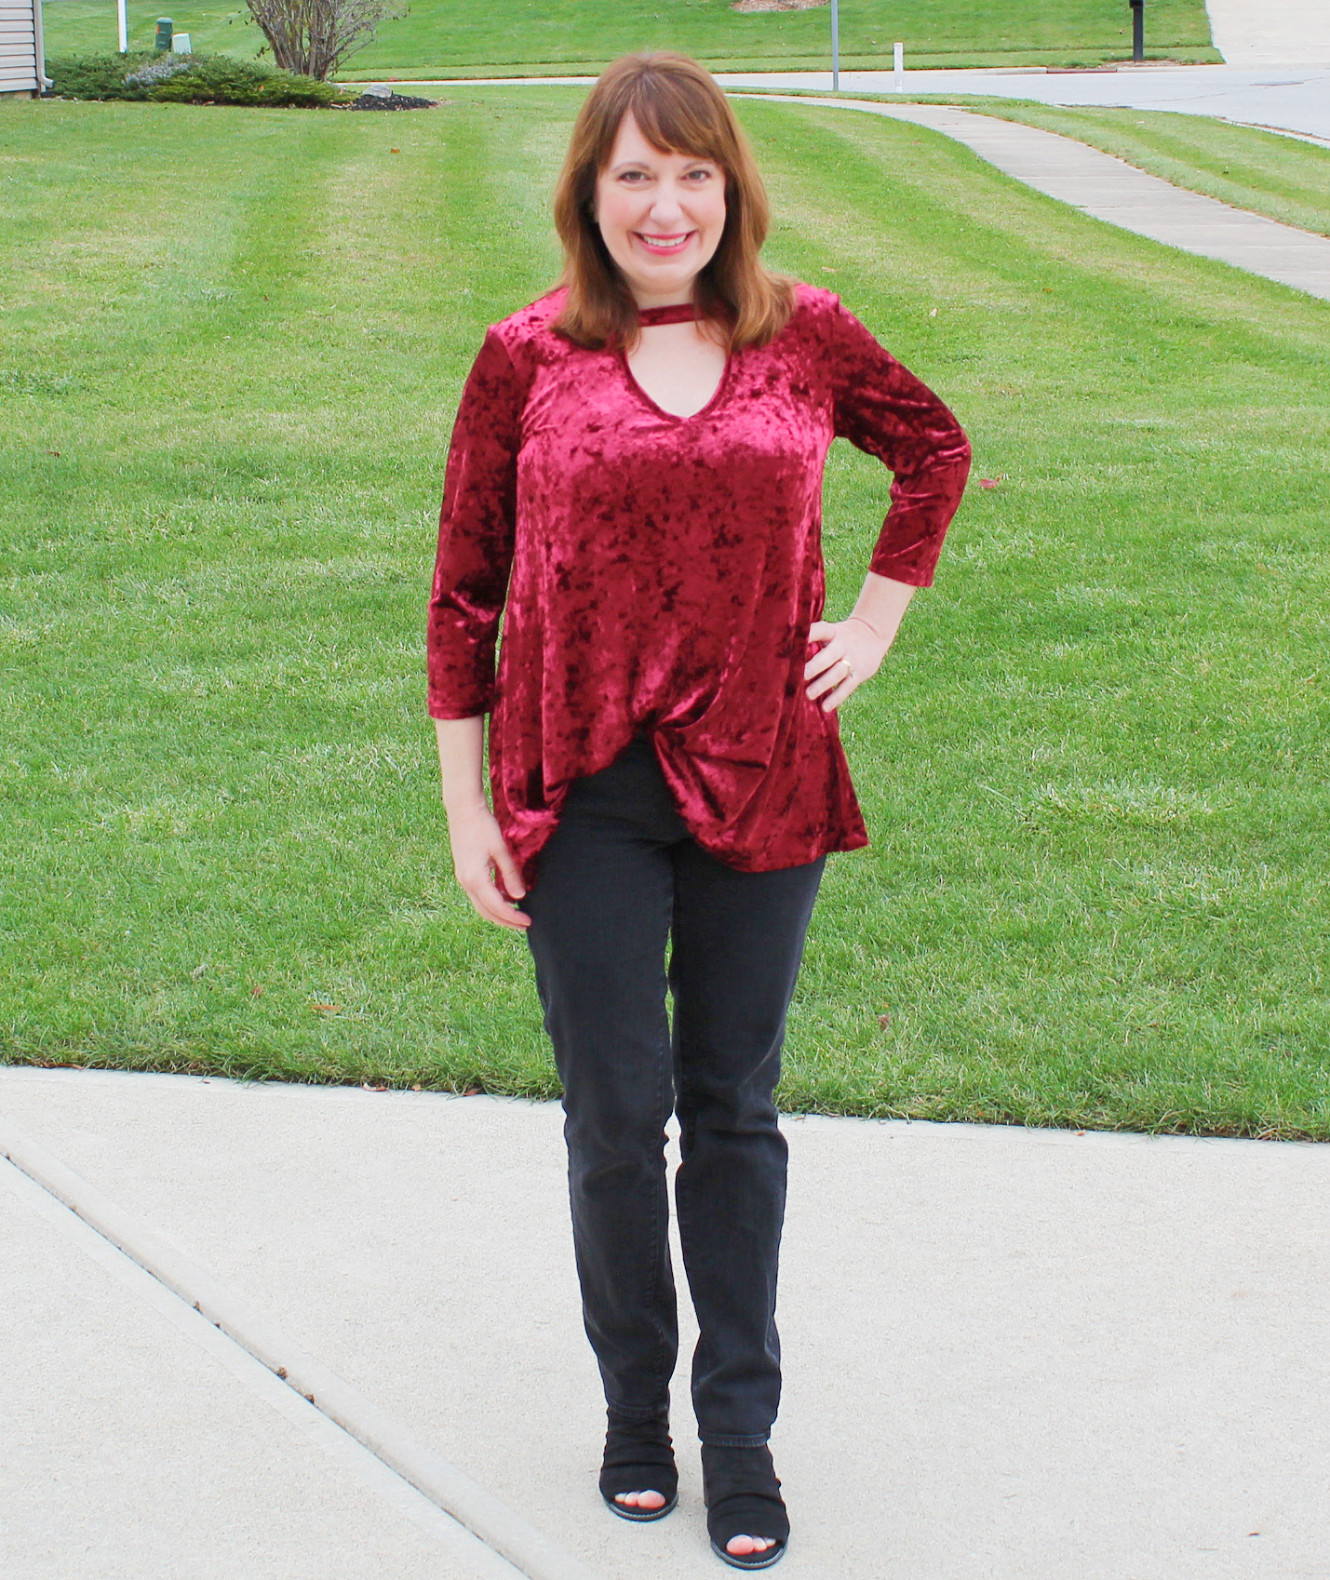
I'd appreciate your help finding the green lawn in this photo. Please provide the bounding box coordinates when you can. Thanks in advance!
[40,0,1220,78]
[2,93,1327,1135]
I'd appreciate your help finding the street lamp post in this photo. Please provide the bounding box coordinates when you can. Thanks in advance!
[117,0,128,50]
[831,0,839,90]
[1130,0,1144,62]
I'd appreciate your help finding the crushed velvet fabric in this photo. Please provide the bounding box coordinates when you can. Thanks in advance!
[427,283,971,888]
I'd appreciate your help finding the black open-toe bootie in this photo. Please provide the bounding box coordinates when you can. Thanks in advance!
[701,1443,789,1570]
[599,1406,679,1522]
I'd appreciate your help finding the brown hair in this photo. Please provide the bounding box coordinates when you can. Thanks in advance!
[551,52,795,351]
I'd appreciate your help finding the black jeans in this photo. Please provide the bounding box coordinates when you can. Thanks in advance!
[522,736,825,1447]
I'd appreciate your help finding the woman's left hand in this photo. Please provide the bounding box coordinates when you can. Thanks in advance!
[804,615,890,712]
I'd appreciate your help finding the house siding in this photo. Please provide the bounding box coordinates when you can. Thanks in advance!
[0,1,45,96]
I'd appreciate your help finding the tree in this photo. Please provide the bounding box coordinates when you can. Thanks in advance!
[245,0,405,81]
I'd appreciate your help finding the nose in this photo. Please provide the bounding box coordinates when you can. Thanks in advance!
[648,179,687,226]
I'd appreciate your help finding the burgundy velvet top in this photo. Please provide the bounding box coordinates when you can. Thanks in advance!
[428,282,971,886]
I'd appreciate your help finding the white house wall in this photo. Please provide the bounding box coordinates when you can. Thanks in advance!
[0,0,43,95]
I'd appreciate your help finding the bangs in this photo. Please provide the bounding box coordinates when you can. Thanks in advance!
[600,71,734,170]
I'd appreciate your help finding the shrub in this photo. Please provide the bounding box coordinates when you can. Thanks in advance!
[45,52,349,108]
[150,55,346,105]
[45,52,157,100]
[246,0,405,81]
[122,56,198,89]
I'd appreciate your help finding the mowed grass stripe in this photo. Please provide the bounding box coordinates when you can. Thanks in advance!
[740,101,1329,1131]
[2,101,558,1087]
[40,0,1221,77]
[1,93,1327,1132]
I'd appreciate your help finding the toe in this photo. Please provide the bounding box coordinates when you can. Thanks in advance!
[726,1535,773,1556]
[615,1490,666,1510]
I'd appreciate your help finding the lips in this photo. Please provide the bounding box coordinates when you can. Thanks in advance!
[635,231,693,254]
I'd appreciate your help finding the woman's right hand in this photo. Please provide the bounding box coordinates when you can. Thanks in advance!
[447,802,531,930]
[433,716,530,930]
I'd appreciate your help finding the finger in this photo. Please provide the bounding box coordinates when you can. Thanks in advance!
[459,870,531,929]
[803,643,844,682]
[806,620,834,645]
[491,844,527,901]
[807,652,856,697]
[805,655,844,697]
[468,881,531,930]
[805,667,838,702]
[809,658,857,706]
[819,674,858,713]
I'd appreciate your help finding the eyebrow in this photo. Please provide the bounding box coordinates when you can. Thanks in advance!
[608,155,717,174]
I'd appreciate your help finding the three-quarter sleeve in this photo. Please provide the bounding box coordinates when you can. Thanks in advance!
[427,327,525,719]
[828,299,971,587]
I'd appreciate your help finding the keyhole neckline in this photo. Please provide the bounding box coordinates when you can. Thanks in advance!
[618,327,733,423]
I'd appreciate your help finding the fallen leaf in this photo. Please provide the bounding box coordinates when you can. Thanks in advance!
[250,984,264,998]
[820,266,837,273]
[390,147,400,154]
[928,307,938,317]
[979,477,1003,489]
[311,1001,341,1014]
[411,1083,422,1091]
[877,1013,892,1029]
[47,449,62,457]
[464,1085,482,1096]
[190,962,208,980]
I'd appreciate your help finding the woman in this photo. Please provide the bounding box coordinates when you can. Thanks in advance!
[428,52,970,1571]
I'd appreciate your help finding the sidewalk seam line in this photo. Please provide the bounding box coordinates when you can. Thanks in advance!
[0,1111,604,1580]
[0,1152,528,1580]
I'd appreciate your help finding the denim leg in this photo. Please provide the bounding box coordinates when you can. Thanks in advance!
[522,761,685,1418]
[667,845,825,1446]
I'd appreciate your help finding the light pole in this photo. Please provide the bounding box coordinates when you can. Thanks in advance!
[118,0,128,51]
[1130,0,1144,62]
[830,0,839,90]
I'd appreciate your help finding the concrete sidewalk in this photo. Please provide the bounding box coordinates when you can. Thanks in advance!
[1206,0,1330,66]
[744,97,1330,302]
[716,66,1330,142]
[3,1064,1329,1580]
[375,68,1330,143]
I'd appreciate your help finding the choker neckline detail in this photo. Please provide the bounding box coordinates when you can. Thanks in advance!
[637,303,700,327]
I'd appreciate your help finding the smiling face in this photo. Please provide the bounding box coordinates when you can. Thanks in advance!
[592,109,728,308]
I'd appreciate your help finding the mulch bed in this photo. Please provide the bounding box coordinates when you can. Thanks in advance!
[340,91,440,110]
